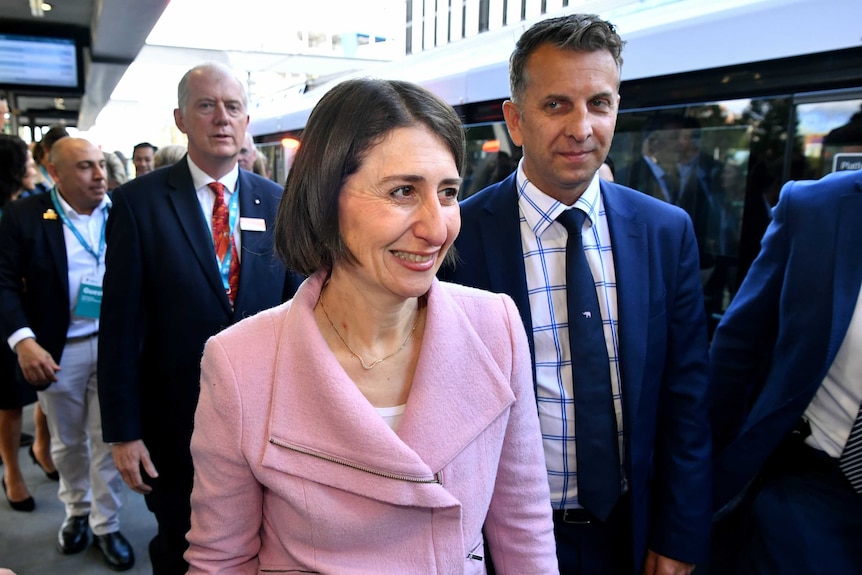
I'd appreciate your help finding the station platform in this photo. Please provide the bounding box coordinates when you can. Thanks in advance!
[0,403,156,574]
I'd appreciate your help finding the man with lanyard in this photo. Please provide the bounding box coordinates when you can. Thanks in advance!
[97,62,297,575]
[0,138,134,570]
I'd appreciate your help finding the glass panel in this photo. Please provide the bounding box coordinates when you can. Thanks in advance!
[461,123,521,199]
[796,99,862,179]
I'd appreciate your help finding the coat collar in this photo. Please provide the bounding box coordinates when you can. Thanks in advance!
[599,181,649,424]
[38,193,71,299]
[264,271,515,505]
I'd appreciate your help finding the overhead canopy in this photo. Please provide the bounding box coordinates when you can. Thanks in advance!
[0,0,168,130]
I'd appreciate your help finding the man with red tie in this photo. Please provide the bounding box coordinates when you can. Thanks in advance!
[97,62,301,575]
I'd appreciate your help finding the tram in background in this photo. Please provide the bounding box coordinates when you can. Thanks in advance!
[250,0,862,334]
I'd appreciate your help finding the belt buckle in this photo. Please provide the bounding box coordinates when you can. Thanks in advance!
[561,508,593,524]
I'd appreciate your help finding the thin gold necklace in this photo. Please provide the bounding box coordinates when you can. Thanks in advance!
[317,288,421,370]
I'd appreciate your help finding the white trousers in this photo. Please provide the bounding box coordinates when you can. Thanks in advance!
[37,336,124,535]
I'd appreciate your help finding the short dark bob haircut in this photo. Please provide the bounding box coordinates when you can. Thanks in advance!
[509,13,625,104]
[0,134,28,207]
[275,78,465,275]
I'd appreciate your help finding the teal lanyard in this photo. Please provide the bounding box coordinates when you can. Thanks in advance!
[216,179,240,292]
[50,187,107,264]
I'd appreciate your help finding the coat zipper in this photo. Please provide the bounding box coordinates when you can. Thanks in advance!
[269,438,442,485]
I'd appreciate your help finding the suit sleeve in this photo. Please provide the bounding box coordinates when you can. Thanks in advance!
[650,215,713,563]
[98,188,146,442]
[483,295,559,575]
[709,186,789,453]
[0,203,32,340]
[185,335,263,574]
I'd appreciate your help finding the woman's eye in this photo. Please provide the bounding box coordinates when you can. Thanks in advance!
[391,186,414,199]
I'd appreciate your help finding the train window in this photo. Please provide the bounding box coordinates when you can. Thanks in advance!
[461,122,521,199]
[460,94,862,336]
[795,96,862,179]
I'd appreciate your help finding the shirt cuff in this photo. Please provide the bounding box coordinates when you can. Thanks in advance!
[8,328,36,352]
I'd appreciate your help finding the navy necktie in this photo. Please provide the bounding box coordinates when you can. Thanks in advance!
[556,208,620,520]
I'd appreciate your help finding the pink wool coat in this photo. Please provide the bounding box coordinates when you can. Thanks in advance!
[185,272,558,574]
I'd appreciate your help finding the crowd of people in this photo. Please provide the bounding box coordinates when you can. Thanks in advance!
[1,11,861,575]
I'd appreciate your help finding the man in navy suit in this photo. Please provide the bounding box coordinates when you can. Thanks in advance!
[0,138,133,570]
[97,63,299,575]
[439,14,711,575]
[710,168,862,574]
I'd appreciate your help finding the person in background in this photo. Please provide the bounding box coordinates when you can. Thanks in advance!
[103,151,128,191]
[34,126,70,190]
[152,144,187,169]
[237,132,256,171]
[439,14,711,575]
[710,169,862,574]
[29,142,51,195]
[598,157,615,181]
[98,62,300,575]
[184,77,557,575]
[0,138,133,570]
[0,134,58,514]
[252,149,271,180]
[0,96,8,133]
[113,150,129,176]
[19,143,49,198]
[132,142,157,177]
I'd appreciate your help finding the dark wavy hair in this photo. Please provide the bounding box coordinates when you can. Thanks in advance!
[509,13,625,104]
[0,134,28,208]
[275,78,465,275]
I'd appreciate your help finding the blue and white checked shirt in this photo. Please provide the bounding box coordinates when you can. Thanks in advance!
[516,163,626,509]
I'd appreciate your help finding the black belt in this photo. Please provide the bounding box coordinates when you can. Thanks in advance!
[789,441,841,475]
[66,332,98,344]
[553,508,598,525]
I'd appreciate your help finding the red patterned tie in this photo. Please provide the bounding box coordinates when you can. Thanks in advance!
[208,182,240,306]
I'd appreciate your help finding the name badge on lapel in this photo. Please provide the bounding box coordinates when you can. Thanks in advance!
[75,276,103,319]
[239,217,266,232]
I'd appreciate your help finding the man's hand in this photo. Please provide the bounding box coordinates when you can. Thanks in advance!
[16,338,60,387]
[643,550,695,575]
[111,440,159,494]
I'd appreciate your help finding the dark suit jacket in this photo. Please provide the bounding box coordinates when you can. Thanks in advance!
[710,169,862,510]
[439,172,712,570]
[0,193,77,367]
[97,159,298,461]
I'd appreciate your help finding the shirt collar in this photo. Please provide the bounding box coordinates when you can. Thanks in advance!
[53,187,112,218]
[515,159,602,237]
[186,156,239,194]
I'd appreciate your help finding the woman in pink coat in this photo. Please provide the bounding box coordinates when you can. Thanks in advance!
[185,78,557,575]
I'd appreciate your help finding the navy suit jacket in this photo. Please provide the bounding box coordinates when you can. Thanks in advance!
[439,172,712,569]
[0,193,78,366]
[97,158,299,461]
[710,169,862,510]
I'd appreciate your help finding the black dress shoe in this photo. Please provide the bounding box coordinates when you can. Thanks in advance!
[94,531,135,571]
[28,446,60,481]
[2,476,35,512]
[58,514,90,554]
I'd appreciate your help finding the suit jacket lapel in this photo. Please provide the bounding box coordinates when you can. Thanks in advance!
[602,182,649,425]
[828,183,862,366]
[42,196,70,298]
[479,173,534,353]
[166,161,232,314]
[235,171,274,313]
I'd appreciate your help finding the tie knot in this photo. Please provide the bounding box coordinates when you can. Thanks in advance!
[208,181,226,199]
[556,208,587,236]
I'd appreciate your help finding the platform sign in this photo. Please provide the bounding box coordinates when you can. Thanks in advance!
[833,153,862,173]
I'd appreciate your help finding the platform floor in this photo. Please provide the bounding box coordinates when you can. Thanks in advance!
[0,403,157,574]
